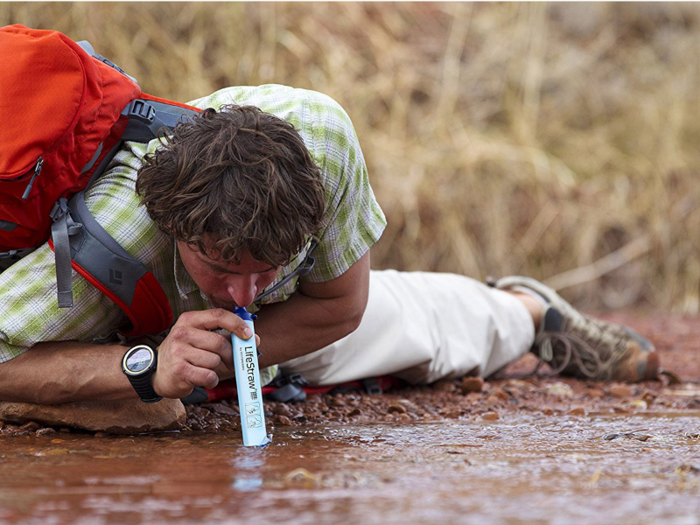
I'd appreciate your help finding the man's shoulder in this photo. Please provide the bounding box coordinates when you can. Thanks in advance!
[189,85,351,132]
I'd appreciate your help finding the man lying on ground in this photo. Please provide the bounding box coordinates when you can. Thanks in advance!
[0,86,659,428]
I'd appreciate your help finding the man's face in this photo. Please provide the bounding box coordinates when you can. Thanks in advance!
[177,240,282,309]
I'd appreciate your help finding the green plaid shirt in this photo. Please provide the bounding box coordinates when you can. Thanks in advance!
[0,85,386,385]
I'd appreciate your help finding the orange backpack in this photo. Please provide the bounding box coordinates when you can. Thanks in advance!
[0,25,200,337]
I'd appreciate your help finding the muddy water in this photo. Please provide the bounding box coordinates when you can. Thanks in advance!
[1,413,699,525]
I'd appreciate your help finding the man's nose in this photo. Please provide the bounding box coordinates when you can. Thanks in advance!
[226,276,258,308]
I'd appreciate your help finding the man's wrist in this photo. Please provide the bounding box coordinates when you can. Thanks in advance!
[122,344,162,403]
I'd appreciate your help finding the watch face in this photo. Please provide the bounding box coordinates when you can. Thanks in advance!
[125,346,153,374]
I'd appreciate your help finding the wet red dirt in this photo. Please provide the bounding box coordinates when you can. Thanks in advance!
[0,313,699,524]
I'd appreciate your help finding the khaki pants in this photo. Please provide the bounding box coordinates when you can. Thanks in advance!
[280,270,535,385]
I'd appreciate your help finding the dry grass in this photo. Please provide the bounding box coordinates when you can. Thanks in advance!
[3,2,700,312]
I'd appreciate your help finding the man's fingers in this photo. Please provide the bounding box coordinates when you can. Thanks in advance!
[176,309,253,341]
[185,347,223,371]
[152,364,219,398]
[166,326,233,369]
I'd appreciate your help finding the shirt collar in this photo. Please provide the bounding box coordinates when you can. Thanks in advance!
[173,239,200,299]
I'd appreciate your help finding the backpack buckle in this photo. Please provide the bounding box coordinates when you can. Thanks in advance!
[128,100,156,124]
[50,199,69,222]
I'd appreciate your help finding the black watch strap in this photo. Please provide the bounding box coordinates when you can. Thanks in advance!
[129,372,162,403]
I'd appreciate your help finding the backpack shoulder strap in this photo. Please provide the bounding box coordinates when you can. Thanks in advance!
[49,192,173,337]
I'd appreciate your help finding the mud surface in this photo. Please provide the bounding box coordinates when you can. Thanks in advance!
[1,313,699,524]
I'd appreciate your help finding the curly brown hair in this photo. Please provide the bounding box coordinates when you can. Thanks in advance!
[136,105,326,266]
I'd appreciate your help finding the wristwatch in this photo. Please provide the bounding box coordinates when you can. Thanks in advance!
[122,344,162,403]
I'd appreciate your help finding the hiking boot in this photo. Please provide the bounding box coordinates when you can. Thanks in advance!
[490,276,660,382]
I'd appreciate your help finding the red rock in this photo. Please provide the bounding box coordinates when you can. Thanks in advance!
[568,407,586,416]
[277,415,292,426]
[388,405,406,414]
[482,411,500,421]
[588,388,605,398]
[273,404,292,417]
[542,408,554,415]
[461,377,484,394]
[609,385,633,398]
[0,399,186,434]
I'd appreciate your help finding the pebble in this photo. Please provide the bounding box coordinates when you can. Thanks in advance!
[628,399,648,410]
[209,404,238,416]
[609,385,633,398]
[588,388,605,398]
[35,428,56,437]
[641,391,657,404]
[545,382,574,398]
[387,405,406,414]
[542,408,554,416]
[330,396,346,407]
[273,404,292,417]
[461,377,484,394]
[348,408,362,417]
[491,388,511,402]
[433,379,457,393]
[568,407,586,416]
[283,468,318,488]
[482,411,500,421]
[20,422,40,432]
[277,415,292,426]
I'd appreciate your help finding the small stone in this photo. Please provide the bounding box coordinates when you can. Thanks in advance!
[641,391,657,404]
[35,427,56,437]
[209,404,238,416]
[588,388,605,398]
[568,407,586,416]
[273,404,292,417]
[20,422,40,432]
[330,396,346,407]
[387,405,406,414]
[542,408,554,416]
[545,382,574,398]
[482,411,500,421]
[277,415,292,426]
[461,377,484,394]
[50,439,65,444]
[348,408,362,417]
[628,399,648,411]
[93,433,106,438]
[609,385,633,398]
[491,388,511,402]
[433,379,457,393]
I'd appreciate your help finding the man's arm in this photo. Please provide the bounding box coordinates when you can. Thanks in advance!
[0,310,256,404]
[252,250,371,369]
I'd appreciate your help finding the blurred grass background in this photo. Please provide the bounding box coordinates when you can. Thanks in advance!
[2,2,699,313]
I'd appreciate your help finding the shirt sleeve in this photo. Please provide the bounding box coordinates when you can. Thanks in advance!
[0,242,127,362]
[301,94,387,282]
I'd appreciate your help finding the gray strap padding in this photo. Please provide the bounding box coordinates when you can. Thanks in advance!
[66,192,148,306]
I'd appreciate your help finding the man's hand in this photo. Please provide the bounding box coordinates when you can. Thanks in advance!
[152,308,256,398]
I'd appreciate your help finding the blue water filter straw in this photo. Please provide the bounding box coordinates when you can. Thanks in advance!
[231,306,270,446]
